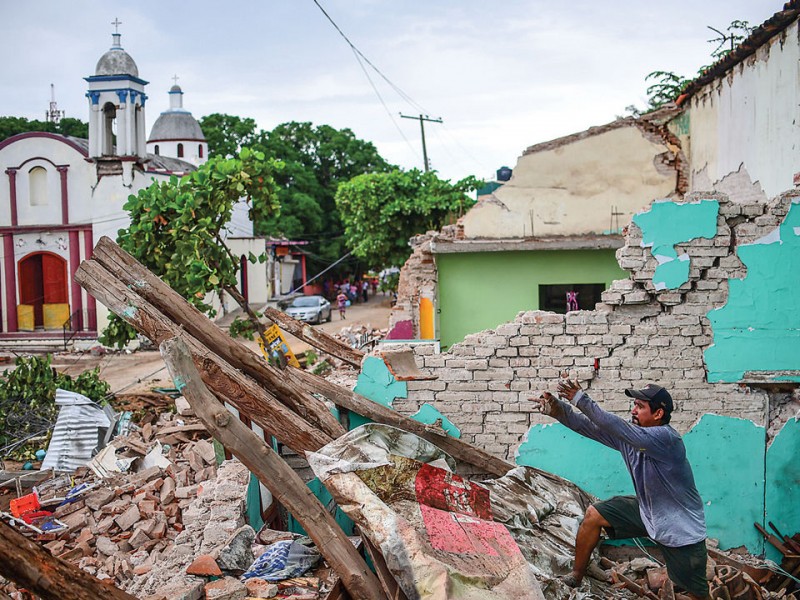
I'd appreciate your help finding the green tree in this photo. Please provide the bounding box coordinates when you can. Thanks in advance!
[199,113,259,158]
[256,122,394,271]
[638,20,755,112]
[101,147,282,348]
[0,116,88,142]
[335,169,480,269]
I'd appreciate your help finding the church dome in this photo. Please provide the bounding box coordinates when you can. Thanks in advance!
[148,112,205,142]
[148,83,206,142]
[95,33,139,77]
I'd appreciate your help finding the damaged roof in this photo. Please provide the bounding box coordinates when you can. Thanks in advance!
[677,0,800,106]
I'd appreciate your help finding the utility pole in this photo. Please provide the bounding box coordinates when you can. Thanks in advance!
[400,113,442,172]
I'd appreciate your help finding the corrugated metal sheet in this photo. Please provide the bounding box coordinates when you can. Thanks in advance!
[41,389,112,472]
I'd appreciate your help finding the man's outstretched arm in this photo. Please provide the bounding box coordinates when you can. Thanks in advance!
[533,391,621,451]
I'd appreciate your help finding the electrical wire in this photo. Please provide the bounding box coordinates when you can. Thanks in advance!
[311,0,431,115]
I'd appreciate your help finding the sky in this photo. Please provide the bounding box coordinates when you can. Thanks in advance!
[0,0,782,183]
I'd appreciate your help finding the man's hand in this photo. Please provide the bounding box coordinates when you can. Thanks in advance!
[557,379,582,404]
[532,392,562,418]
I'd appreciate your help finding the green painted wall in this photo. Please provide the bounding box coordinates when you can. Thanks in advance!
[436,249,625,348]
[705,200,800,382]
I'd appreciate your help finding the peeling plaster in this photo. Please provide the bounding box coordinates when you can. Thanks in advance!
[353,356,408,408]
[411,404,461,439]
[705,200,800,382]
[632,199,719,289]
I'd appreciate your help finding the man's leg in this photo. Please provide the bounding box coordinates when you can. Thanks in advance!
[571,505,612,583]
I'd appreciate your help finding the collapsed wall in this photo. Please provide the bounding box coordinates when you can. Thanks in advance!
[388,191,800,554]
[396,192,800,450]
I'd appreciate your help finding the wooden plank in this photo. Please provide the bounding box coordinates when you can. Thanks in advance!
[0,519,136,600]
[74,260,332,456]
[286,367,515,477]
[90,236,345,440]
[360,534,408,600]
[262,306,364,368]
[159,337,386,600]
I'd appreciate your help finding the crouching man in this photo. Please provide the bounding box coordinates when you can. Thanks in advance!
[534,380,710,599]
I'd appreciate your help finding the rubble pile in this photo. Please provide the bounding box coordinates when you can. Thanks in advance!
[333,324,387,352]
[0,407,222,595]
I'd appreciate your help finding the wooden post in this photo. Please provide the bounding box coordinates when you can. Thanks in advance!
[89,237,345,439]
[74,259,332,455]
[159,336,386,600]
[262,306,364,368]
[287,367,515,477]
[0,520,137,600]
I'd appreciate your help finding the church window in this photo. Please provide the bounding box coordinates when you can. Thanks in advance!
[29,167,48,206]
[177,143,184,158]
[102,102,116,155]
[198,144,203,158]
[154,145,160,155]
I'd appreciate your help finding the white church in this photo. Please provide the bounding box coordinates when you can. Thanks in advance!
[0,29,270,343]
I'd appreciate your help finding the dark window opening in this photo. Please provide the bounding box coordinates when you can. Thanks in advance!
[198,144,204,158]
[154,144,160,155]
[177,143,184,158]
[539,283,607,313]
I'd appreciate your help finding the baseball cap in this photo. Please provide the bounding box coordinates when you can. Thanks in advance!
[625,384,673,415]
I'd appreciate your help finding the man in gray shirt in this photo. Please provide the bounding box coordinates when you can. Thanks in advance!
[535,380,709,599]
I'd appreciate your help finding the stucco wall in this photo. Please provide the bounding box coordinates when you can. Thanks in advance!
[462,124,680,238]
[686,18,800,200]
[436,249,625,349]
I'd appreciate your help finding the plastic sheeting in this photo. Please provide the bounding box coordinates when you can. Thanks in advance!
[41,389,112,472]
[310,429,538,598]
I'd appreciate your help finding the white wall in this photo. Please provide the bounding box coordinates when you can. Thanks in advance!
[686,21,800,200]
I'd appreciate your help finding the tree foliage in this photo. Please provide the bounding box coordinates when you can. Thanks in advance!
[0,116,88,142]
[101,147,282,348]
[335,169,481,269]
[198,113,258,158]
[640,20,755,112]
[257,122,393,269]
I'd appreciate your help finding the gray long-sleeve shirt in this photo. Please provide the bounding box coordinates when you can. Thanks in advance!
[555,390,706,547]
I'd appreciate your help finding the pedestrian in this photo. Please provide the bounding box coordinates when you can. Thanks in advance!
[361,280,369,303]
[532,380,709,599]
[336,290,348,320]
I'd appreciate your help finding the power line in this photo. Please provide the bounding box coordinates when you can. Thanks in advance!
[311,0,431,115]
[399,114,442,172]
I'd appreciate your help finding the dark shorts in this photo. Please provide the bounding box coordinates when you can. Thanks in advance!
[594,495,709,597]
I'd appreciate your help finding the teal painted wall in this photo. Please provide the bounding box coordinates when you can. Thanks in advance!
[683,415,765,554]
[632,199,719,290]
[765,417,800,562]
[516,414,800,554]
[705,200,800,382]
[437,249,626,349]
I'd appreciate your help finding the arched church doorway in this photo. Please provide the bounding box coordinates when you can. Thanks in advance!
[18,252,68,328]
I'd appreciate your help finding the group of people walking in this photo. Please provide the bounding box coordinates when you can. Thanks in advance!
[326,278,376,319]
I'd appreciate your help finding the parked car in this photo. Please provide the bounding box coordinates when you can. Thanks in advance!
[283,295,332,324]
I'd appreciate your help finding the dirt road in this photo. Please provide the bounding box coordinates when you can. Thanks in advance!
[50,293,393,395]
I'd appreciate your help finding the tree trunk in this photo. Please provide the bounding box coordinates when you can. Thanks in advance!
[0,520,136,600]
[90,236,345,439]
[75,259,332,455]
[159,337,386,600]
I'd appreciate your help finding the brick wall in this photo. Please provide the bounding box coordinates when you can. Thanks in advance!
[390,191,799,461]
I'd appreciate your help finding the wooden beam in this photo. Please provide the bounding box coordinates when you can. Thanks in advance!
[262,306,364,368]
[0,520,136,600]
[286,367,515,477]
[75,259,332,455]
[90,236,345,440]
[159,337,385,600]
